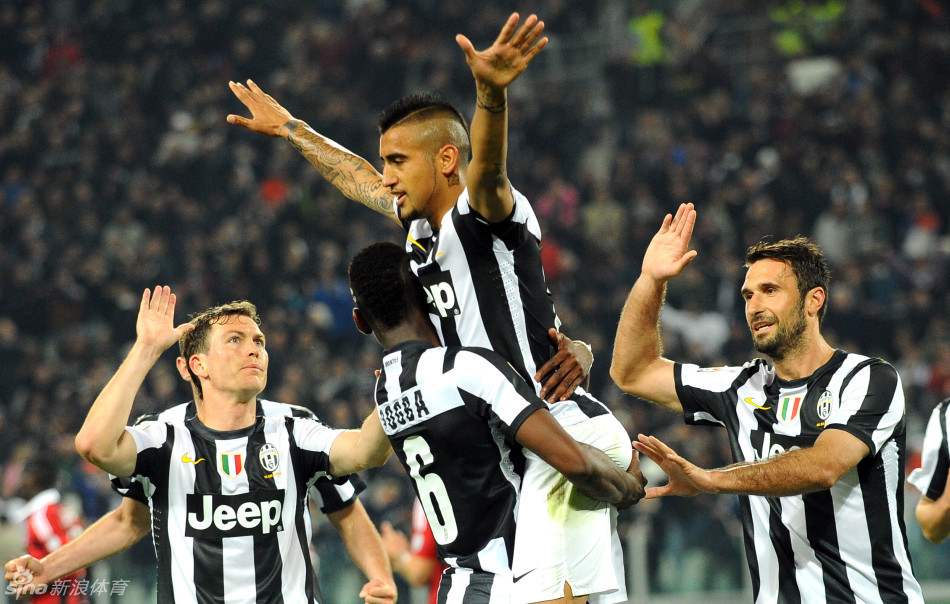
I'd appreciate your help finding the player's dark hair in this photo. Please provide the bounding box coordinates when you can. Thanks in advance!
[377,92,471,161]
[745,236,831,322]
[179,301,261,399]
[378,92,468,134]
[23,453,58,493]
[348,242,428,331]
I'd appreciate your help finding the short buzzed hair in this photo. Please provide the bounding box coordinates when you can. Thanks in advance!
[745,236,831,322]
[179,300,260,398]
[348,242,428,332]
[377,92,471,162]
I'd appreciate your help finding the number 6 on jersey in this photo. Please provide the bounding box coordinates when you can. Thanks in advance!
[403,435,458,544]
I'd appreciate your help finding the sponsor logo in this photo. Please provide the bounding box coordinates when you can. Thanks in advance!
[741,397,771,410]
[185,491,284,538]
[259,443,279,473]
[513,568,537,583]
[182,453,206,465]
[417,268,460,318]
[750,430,814,461]
[777,396,802,424]
[219,452,244,478]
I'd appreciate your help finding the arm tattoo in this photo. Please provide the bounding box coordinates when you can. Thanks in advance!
[285,121,394,217]
[476,96,507,114]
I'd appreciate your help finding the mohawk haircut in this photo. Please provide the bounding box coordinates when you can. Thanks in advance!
[377,92,472,161]
[348,242,428,332]
[745,236,831,322]
[377,92,469,134]
[179,300,261,399]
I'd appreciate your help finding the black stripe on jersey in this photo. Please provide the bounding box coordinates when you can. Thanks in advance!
[857,445,911,604]
[767,502,801,603]
[246,428,284,604]
[286,417,319,604]
[191,430,225,604]
[803,489,853,602]
[927,402,950,500]
[147,427,175,604]
[739,497,761,602]
[436,569,496,604]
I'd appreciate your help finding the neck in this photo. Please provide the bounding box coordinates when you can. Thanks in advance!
[196,391,257,431]
[376,316,441,350]
[425,185,464,229]
[771,332,836,381]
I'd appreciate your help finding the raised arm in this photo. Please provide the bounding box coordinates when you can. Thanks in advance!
[227,80,398,223]
[327,500,397,604]
[75,286,194,477]
[633,429,869,498]
[5,498,151,592]
[455,13,547,222]
[516,409,647,509]
[609,203,697,412]
[328,408,393,476]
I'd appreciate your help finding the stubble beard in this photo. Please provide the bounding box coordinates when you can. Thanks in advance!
[752,303,808,361]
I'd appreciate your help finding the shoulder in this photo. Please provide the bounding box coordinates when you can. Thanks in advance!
[259,398,317,420]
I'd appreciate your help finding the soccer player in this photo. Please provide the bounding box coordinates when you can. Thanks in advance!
[6,398,393,603]
[908,396,950,543]
[72,287,396,604]
[380,499,446,604]
[228,14,638,603]
[8,454,88,604]
[610,204,924,603]
[347,242,646,604]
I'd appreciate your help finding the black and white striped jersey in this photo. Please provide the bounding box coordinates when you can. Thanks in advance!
[675,350,923,604]
[113,399,365,514]
[122,400,345,604]
[374,340,546,581]
[400,187,610,427]
[908,397,950,501]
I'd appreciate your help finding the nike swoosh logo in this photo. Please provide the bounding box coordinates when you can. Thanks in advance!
[513,568,536,583]
[742,397,771,410]
[181,453,206,465]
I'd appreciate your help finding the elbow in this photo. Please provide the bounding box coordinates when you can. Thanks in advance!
[920,524,946,544]
[811,466,842,491]
[74,431,99,464]
[608,363,639,395]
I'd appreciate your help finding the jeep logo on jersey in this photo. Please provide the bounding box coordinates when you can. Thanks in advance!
[258,443,279,472]
[185,491,284,538]
[750,430,814,461]
[417,269,460,318]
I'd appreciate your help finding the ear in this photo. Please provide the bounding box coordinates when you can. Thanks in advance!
[353,308,373,335]
[806,287,826,318]
[189,354,209,379]
[176,357,192,382]
[438,144,460,177]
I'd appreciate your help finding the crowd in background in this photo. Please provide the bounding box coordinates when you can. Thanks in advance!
[1,0,949,600]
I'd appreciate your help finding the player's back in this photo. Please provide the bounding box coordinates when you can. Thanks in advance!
[375,340,546,575]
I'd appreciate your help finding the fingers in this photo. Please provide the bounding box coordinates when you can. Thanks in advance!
[494,12,521,46]
[544,365,583,402]
[455,33,475,59]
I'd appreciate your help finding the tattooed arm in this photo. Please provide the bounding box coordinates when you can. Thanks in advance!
[455,13,547,223]
[228,80,398,224]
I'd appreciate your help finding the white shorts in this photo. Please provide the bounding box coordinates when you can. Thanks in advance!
[511,413,632,604]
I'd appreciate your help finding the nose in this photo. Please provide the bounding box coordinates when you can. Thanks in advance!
[381,164,396,188]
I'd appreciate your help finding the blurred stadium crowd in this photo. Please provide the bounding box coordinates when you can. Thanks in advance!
[0,0,948,600]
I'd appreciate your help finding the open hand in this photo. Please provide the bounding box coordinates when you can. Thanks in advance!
[227,79,296,138]
[641,203,697,282]
[456,13,548,92]
[633,434,715,498]
[136,286,194,354]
